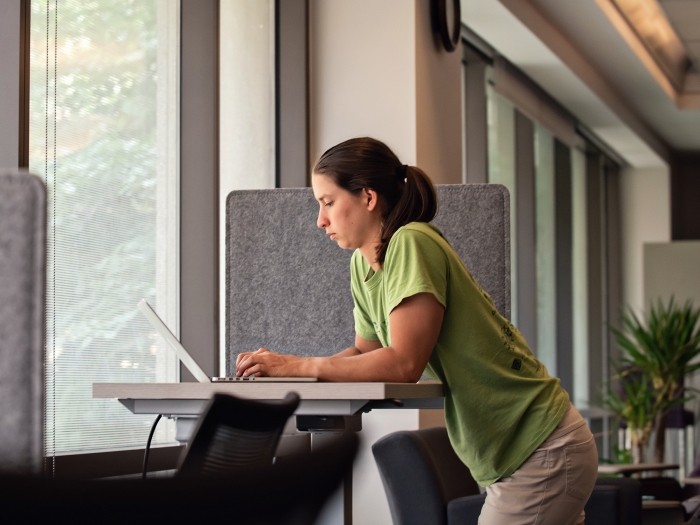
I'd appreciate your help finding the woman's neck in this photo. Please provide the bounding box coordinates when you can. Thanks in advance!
[359,242,382,272]
[358,215,383,271]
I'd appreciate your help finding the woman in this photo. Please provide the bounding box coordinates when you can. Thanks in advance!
[236,137,598,525]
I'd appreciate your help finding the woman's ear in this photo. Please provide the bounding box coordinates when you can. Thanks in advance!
[363,188,379,212]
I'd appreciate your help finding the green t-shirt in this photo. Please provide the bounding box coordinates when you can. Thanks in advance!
[350,222,569,486]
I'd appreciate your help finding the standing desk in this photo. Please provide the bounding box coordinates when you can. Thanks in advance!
[93,381,444,525]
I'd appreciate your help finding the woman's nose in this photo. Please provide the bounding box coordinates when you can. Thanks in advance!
[317,209,328,229]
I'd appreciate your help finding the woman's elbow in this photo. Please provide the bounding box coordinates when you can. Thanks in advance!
[399,362,424,383]
[385,346,427,383]
[405,372,423,383]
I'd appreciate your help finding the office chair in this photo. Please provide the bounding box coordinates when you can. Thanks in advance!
[177,392,300,476]
[0,431,357,525]
[372,426,640,525]
[372,427,483,525]
[0,171,46,476]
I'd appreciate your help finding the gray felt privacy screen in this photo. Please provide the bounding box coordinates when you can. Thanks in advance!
[226,184,510,374]
[0,171,46,475]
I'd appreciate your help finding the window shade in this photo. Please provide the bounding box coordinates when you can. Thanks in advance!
[493,57,577,148]
[29,0,179,461]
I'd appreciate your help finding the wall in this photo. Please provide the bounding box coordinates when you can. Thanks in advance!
[309,1,461,522]
[309,0,417,165]
[644,242,700,307]
[620,166,671,313]
[415,0,462,183]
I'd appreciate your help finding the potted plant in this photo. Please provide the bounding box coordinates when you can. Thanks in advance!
[603,365,683,464]
[609,297,700,463]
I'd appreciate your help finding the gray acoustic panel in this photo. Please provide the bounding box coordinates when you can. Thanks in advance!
[432,185,510,320]
[226,189,354,371]
[226,184,510,374]
[0,171,46,475]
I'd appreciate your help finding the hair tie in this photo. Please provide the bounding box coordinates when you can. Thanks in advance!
[396,164,408,183]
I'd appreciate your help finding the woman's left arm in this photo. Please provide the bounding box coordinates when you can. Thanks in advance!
[235,292,444,382]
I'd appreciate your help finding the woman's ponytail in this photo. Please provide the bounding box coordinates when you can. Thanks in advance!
[313,137,438,264]
[376,165,437,262]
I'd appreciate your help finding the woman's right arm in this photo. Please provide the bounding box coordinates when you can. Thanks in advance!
[331,335,383,358]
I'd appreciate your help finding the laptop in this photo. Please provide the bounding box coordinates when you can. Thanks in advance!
[138,299,317,383]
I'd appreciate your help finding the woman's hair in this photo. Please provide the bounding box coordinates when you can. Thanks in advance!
[313,137,437,263]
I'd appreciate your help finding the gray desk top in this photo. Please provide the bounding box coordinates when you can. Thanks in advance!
[93,381,446,417]
[93,381,444,400]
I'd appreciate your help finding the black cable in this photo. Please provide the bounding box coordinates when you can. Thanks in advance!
[142,414,162,479]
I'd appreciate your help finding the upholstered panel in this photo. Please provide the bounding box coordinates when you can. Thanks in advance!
[432,185,510,320]
[0,171,46,474]
[226,185,510,373]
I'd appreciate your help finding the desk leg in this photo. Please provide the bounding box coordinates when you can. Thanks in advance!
[312,432,352,525]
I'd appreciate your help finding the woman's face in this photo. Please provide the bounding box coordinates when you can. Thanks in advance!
[312,173,379,251]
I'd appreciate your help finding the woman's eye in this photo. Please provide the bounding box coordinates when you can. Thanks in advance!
[324,201,332,207]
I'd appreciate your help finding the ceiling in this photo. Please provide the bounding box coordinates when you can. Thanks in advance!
[462,0,700,167]
[659,0,700,75]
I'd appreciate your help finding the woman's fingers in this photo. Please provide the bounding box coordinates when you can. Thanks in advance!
[237,355,255,376]
[236,348,273,375]
[236,353,252,374]
[243,364,263,377]
[237,353,271,376]
[236,349,298,377]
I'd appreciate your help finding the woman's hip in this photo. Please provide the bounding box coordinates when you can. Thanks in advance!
[479,405,598,525]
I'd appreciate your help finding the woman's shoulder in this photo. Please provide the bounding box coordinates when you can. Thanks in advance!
[392,222,446,245]
[386,222,450,263]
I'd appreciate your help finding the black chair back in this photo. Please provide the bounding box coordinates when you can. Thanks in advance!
[178,392,299,476]
[592,477,642,525]
[372,427,480,525]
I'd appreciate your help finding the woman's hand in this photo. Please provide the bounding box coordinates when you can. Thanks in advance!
[235,348,309,377]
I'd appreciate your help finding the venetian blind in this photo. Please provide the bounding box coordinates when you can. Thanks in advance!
[28,0,180,462]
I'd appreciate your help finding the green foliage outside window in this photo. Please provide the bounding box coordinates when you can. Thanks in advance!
[30,0,170,452]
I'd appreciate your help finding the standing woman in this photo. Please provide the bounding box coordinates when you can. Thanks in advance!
[236,137,598,525]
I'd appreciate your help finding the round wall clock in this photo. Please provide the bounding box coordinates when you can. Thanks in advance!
[433,0,461,52]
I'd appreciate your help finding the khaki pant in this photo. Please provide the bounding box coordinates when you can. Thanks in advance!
[479,405,598,525]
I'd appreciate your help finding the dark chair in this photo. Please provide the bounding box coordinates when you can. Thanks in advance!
[373,426,634,525]
[177,392,300,476]
[372,427,482,525]
[0,172,46,475]
[593,477,642,525]
[0,431,357,525]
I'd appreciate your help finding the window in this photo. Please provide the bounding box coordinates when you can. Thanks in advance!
[534,123,556,374]
[571,147,589,407]
[486,82,518,326]
[30,0,180,458]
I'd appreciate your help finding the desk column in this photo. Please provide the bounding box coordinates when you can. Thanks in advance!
[298,414,362,525]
